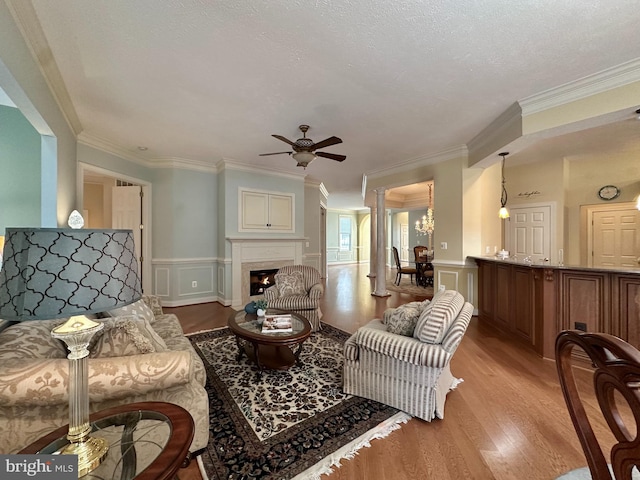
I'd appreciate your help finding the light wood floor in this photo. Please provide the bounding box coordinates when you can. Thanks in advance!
[172,263,604,480]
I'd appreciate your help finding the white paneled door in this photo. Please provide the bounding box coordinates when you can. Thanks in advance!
[592,207,640,268]
[112,185,143,280]
[506,204,552,263]
[400,224,409,262]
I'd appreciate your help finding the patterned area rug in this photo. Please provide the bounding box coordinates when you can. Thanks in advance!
[385,275,433,297]
[189,324,410,480]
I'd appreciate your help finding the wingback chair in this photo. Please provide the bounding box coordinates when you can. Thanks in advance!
[343,289,473,420]
[264,265,324,331]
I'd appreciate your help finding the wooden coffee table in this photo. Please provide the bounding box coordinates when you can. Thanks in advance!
[19,401,194,480]
[228,309,312,378]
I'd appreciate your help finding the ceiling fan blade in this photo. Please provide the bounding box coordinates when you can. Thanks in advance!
[310,136,342,150]
[272,134,296,146]
[316,151,346,162]
[259,151,292,156]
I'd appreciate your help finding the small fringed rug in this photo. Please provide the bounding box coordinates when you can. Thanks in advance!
[189,323,410,479]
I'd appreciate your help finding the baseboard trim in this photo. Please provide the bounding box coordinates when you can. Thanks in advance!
[161,295,219,307]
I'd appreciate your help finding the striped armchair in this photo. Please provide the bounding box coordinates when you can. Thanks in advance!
[343,290,473,421]
[263,265,324,331]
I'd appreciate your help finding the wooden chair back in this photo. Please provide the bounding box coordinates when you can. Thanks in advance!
[392,246,402,269]
[414,245,428,262]
[556,330,640,479]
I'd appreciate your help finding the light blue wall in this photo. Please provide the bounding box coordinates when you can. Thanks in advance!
[151,167,218,305]
[0,2,77,225]
[152,168,217,258]
[0,105,42,233]
[222,168,305,257]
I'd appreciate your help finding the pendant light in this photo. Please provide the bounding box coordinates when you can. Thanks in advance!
[498,152,510,219]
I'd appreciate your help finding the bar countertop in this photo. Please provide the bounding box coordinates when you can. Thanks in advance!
[469,256,640,276]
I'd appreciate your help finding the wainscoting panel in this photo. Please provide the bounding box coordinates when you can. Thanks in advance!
[154,268,170,297]
[303,253,322,272]
[152,258,219,306]
[178,266,214,297]
[437,270,459,292]
[217,266,226,297]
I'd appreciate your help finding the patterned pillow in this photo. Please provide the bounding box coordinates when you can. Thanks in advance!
[385,301,424,336]
[275,271,306,297]
[142,295,163,317]
[105,298,156,324]
[89,316,156,358]
[414,290,465,344]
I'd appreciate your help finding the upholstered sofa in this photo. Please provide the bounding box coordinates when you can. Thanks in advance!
[343,289,473,421]
[0,295,209,455]
[264,265,324,331]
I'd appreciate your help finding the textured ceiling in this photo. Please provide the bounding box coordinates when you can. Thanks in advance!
[23,0,640,208]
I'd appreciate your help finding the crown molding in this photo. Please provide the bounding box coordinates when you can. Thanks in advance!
[520,58,640,115]
[77,132,151,166]
[319,182,329,199]
[467,102,522,164]
[6,0,83,136]
[367,145,468,180]
[152,157,217,173]
[217,158,306,181]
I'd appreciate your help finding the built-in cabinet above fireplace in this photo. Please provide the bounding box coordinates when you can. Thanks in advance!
[239,188,294,232]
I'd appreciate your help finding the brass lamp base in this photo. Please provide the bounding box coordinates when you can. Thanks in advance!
[51,315,108,478]
[59,436,109,477]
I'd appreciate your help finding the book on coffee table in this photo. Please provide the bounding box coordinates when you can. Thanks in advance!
[261,314,293,333]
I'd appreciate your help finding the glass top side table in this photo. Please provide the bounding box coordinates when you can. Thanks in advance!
[19,401,194,480]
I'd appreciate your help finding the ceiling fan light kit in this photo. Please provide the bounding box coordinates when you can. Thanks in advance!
[260,124,346,169]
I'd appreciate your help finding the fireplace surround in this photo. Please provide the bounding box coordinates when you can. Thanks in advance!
[228,237,305,308]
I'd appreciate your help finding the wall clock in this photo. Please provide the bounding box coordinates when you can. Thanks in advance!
[598,185,620,201]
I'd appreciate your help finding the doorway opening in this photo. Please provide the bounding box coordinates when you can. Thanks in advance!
[78,163,152,293]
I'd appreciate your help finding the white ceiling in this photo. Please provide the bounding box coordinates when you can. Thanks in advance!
[17,0,640,208]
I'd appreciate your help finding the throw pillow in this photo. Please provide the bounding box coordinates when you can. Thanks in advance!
[413,288,446,340]
[385,301,423,336]
[105,298,156,324]
[89,316,156,358]
[275,271,306,297]
[415,290,465,344]
[142,295,163,317]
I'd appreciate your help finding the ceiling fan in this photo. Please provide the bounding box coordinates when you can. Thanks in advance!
[259,125,346,168]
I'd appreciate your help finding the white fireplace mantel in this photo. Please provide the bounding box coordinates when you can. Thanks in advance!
[227,237,306,308]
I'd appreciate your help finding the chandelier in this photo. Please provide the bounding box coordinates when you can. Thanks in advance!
[415,183,435,239]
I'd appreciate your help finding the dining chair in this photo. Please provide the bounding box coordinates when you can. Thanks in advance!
[413,245,434,287]
[555,330,640,479]
[391,246,417,286]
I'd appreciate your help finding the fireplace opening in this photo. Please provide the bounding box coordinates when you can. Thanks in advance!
[250,268,279,296]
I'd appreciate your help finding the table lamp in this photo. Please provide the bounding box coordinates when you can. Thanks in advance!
[0,228,141,476]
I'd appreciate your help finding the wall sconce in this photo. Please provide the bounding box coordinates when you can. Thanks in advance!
[498,152,510,219]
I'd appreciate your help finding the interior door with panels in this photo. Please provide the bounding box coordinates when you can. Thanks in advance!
[506,204,552,263]
[592,208,640,268]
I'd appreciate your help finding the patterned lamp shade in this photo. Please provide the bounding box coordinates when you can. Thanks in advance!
[0,228,141,321]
